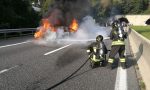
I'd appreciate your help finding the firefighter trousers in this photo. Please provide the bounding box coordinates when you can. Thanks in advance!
[108,45,125,63]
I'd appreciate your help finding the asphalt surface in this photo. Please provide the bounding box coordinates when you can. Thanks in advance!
[0,36,139,90]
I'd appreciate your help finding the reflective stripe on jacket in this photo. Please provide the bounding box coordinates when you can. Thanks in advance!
[112,40,125,45]
[91,55,100,62]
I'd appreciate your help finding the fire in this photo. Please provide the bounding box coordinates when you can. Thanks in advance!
[69,18,79,32]
[34,18,79,39]
[34,19,56,39]
[34,29,43,39]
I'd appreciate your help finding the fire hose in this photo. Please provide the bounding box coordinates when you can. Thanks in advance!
[46,58,90,90]
[46,49,111,90]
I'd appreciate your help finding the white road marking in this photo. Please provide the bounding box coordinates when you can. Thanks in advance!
[0,41,31,49]
[0,65,19,74]
[115,66,127,90]
[44,44,72,55]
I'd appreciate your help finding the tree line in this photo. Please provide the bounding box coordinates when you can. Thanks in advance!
[0,0,40,29]
[0,0,149,29]
[91,0,150,22]
[41,0,150,23]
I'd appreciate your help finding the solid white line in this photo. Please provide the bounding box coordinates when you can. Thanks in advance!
[0,41,31,49]
[0,65,19,74]
[115,66,127,90]
[44,44,72,55]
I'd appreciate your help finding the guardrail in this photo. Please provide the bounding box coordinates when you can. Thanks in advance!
[129,29,150,90]
[0,28,36,39]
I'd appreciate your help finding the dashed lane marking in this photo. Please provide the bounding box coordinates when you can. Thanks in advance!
[44,44,72,55]
[0,41,31,49]
[0,65,19,74]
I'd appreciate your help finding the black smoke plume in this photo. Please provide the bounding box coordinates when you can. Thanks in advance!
[43,0,90,27]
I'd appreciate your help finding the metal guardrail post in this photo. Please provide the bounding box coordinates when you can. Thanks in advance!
[19,31,22,37]
[4,32,7,39]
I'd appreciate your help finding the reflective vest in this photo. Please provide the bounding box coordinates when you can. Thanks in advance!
[110,29,126,46]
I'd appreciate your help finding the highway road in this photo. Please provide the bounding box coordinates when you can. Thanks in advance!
[0,36,139,90]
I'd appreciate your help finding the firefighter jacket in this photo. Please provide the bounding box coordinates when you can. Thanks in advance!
[87,42,107,61]
[110,27,127,46]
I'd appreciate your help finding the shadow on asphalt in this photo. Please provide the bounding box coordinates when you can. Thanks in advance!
[55,48,84,69]
[47,58,89,90]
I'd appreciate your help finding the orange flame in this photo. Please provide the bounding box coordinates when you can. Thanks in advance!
[34,19,56,39]
[34,28,43,39]
[69,18,78,32]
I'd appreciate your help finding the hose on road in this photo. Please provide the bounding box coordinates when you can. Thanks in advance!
[46,58,89,90]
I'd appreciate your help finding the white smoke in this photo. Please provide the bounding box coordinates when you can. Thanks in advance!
[75,16,109,39]
[33,16,110,45]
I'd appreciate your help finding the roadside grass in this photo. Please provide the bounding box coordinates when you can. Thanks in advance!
[143,8,150,14]
[140,79,146,90]
[131,26,150,40]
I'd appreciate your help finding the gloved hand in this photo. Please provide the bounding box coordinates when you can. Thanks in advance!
[119,34,123,38]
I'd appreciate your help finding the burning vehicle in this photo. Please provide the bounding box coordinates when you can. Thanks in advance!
[34,17,78,39]
[34,0,89,40]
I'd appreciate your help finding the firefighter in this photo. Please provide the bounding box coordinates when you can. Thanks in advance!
[87,35,107,68]
[108,20,127,69]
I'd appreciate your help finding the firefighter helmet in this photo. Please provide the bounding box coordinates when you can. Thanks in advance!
[96,35,103,42]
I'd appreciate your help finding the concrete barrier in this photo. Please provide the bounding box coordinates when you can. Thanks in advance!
[129,29,150,90]
[115,15,150,26]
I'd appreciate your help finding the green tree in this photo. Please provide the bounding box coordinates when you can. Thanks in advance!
[41,0,54,15]
[90,0,111,22]
[119,0,150,14]
[0,0,40,29]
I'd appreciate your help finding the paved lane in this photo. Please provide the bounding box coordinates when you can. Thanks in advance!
[0,37,139,90]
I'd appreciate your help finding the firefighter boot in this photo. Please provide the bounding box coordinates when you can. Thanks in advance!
[99,60,103,67]
[90,60,96,68]
[120,58,126,69]
[121,62,127,69]
[107,58,114,69]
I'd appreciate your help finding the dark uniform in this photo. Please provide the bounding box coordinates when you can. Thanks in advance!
[108,21,127,69]
[87,35,107,68]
